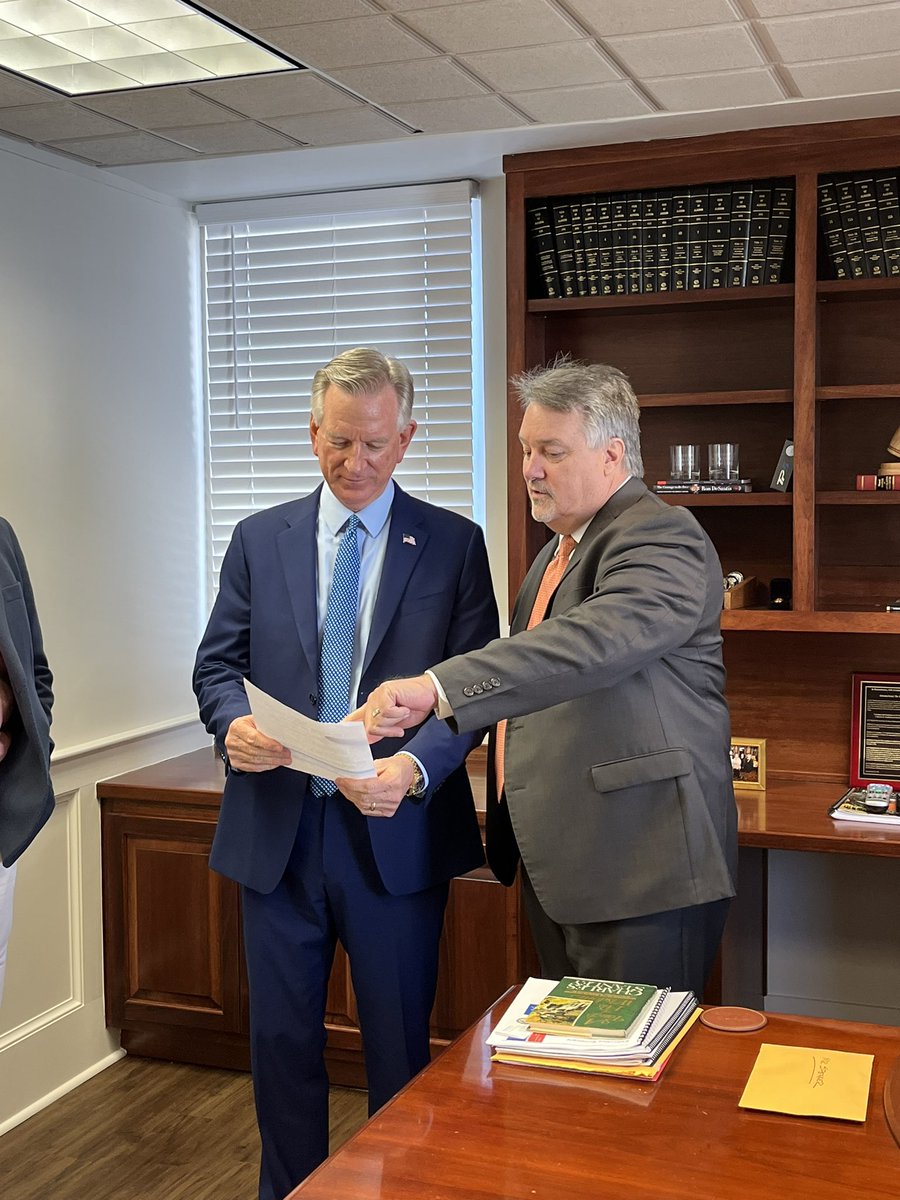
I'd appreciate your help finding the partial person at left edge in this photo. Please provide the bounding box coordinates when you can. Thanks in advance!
[0,517,54,1006]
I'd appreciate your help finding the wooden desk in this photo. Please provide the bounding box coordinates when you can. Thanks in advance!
[289,993,900,1200]
[723,778,900,1011]
[98,752,900,1070]
[98,745,530,1082]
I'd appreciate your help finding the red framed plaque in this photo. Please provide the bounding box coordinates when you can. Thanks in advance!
[850,673,900,788]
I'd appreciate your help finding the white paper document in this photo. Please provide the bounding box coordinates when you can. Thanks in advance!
[244,679,376,781]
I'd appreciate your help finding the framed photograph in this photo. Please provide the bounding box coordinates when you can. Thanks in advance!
[850,673,900,788]
[730,738,766,791]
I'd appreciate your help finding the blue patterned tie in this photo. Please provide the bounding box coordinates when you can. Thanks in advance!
[310,513,361,796]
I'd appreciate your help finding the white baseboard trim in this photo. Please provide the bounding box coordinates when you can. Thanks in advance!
[0,1047,126,1136]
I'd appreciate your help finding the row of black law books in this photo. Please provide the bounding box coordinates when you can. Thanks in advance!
[818,170,900,280]
[527,178,794,300]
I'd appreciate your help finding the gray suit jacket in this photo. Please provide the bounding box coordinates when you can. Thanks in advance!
[434,478,737,925]
[0,518,54,866]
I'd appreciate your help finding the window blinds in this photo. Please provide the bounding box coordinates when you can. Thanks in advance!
[197,181,479,587]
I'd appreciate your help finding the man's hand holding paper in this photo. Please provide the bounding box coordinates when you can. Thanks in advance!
[242,679,376,782]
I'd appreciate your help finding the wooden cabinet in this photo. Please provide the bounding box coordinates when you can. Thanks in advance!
[99,746,530,1084]
[504,117,900,784]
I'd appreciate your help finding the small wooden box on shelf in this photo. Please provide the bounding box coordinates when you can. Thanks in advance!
[505,116,900,785]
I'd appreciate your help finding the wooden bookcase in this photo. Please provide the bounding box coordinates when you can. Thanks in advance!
[504,116,900,784]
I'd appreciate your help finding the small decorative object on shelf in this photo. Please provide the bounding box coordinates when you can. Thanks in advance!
[723,574,757,609]
[731,739,766,791]
[768,578,792,610]
[770,438,794,491]
[856,422,900,490]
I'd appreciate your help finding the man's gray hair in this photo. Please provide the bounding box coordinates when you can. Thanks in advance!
[311,347,414,428]
[513,358,643,477]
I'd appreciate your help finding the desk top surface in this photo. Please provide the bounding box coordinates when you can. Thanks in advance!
[289,994,900,1200]
[97,747,900,857]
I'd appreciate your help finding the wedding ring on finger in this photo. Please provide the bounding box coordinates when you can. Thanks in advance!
[369,801,377,813]
[371,706,381,719]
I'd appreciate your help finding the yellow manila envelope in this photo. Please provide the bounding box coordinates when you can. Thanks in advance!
[739,1043,873,1122]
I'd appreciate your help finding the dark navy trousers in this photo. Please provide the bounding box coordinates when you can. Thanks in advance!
[241,786,448,1200]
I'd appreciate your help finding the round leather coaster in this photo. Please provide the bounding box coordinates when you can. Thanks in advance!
[699,1006,768,1032]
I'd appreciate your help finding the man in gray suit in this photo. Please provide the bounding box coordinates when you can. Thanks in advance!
[356,360,737,995]
[0,517,54,1004]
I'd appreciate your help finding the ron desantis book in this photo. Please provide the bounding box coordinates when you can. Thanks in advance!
[524,977,658,1039]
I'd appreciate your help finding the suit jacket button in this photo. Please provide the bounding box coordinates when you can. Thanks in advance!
[490,677,501,686]
[482,680,493,690]
[463,686,475,697]
[473,684,483,694]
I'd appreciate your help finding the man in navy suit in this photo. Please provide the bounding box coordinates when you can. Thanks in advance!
[193,347,498,1200]
[0,517,54,1005]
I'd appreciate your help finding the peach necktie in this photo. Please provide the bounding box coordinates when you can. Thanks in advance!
[495,534,577,797]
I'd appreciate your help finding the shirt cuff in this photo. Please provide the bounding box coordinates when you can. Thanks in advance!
[425,670,454,720]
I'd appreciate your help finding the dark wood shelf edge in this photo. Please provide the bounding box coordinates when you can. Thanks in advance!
[641,389,792,408]
[722,611,900,633]
[528,284,793,313]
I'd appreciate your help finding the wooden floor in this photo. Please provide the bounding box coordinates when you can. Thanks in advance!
[0,1058,369,1200]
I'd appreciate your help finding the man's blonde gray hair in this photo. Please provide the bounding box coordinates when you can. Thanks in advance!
[311,347,414,428]
[513,357,643,477]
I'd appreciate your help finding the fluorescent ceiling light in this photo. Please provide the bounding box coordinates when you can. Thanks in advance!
[0,0,298,94]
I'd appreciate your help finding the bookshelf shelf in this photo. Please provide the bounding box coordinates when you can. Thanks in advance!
[721,611,900,634]
[506,115,900,782]
[641,389,792,408]
[816,384,900,400]
[528,284,793,315]
[660,493,792,507]
[817,490,900,504]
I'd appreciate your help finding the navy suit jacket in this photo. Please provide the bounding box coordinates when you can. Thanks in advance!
[0,518,54,867]
[193,485,498,896]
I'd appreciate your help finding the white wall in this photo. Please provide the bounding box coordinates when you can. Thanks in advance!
[0,141,209,1131]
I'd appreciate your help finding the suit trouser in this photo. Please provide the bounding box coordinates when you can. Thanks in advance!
[522,867,730,997]
[241,786,448,1200]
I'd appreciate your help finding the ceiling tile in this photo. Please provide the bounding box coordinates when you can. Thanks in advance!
[267,107,411,145]
[460,40,618,91]
[510,80,653,124]
[761,9,900,62]
[377,0,486,8]
[76,86,245,129]
[329,57,486,103]
[194,71,359,117]
[156,119,301,153]
[0,71,51,107]
[606,25,766,77]
[752,0,884,14]
[647,67,787,111]
[45,131,199,165]
[565,0,738,37]
[203,0,375,26]
[0,101,125,141]
[398,0,582,53]
[266,17,434,68]
[387,94,529,133]
[789,51,900,98]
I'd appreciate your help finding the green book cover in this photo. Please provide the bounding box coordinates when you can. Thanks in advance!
[525,977,658,1039]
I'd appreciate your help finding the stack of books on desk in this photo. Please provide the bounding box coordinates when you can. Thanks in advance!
[487,976,699,1081]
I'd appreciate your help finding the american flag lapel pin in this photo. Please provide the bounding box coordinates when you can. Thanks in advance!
[402,534,417,546]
